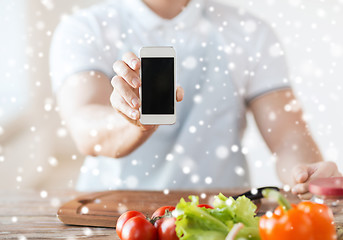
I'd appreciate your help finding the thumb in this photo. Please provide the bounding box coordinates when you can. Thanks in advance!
[292,165,310,184]
[176,86,184,102]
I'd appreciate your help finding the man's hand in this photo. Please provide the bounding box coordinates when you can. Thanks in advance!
[111,52,184,131]
[292,161,342,200]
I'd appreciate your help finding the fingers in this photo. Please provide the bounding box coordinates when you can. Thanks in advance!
[111,76,140,109]
[113,59,140,88]
[292,180,313,200]
[111,52,141,122]
[292,181,312,200]
[176,86,184,102]
[310,161,341,179]
[110,88,140,120]
[291,161,342,198]
[122,52,140,72]
[297,192,313,200]
[292,165,309,184]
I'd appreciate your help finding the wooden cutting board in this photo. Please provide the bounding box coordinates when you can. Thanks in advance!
[57,189,261,228]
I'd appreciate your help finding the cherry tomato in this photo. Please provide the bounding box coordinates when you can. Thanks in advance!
[116,211,145,239]
[197,204,214,209]
[121,216,158,240]
[152,206,176,229]
[151,206,175,219]
[157,217,178,240]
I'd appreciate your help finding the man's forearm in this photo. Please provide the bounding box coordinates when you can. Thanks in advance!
[67,104,156,158]
[275,133,323,186]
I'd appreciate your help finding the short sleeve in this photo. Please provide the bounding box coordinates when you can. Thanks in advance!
[49,12,113,92]
[245,24,291,103]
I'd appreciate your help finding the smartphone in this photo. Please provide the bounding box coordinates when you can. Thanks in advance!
[139,46,176,125]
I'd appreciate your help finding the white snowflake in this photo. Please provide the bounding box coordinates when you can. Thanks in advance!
[284,104,292,112]
[18,235,27,240]
[131,159,138,166]
[11,216,18,223]
[41,0,54,10]
[283,185,291,192]
[255,160,262,168]
[83,228,93,236]
[182,56,197,69]
[126,175,138,189]
[36,166,43,172]
[191,174,199,183]
[241,147,249,155]
[182,166,191,174]
[215,145,229,159]
[56,127,67,138]
[174,144,184,154]
[94,144,102,152]
[205,177,212,184]
[231,145,239,152]
[80,166,88,173]
[235,166,245,176]
[81,206,89,214]
[163,189,170,195]
[193,94,202,104]
[16,176,22,182]
[48,157,58,167]
[166,153,174,161]
[89,129,98,137]
[189,126,197,133]
[251,188,258,195]
[40,190,48,198]
[228,62,236,70]
[266,211,273,218]
[44,98,53,111]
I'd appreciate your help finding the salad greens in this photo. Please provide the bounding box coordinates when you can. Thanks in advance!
[173,193,261,240]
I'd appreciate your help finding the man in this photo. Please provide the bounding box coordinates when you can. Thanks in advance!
[50,0,341,199]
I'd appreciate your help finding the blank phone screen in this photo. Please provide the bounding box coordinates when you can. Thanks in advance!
[141,57,174,114]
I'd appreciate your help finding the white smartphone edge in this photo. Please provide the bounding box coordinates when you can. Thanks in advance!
[139,46,177,125]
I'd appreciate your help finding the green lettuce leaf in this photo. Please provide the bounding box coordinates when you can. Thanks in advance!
[174,193,260,240]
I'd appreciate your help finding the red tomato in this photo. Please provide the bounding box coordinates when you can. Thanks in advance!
[121,216,158,240]
[116,211,145,239]
[152,206,176,229]
[197,204,214,209]
[151,206,175,219]
[157,217,178,240]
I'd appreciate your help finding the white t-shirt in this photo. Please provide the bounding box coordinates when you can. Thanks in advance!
[50,0,290,191]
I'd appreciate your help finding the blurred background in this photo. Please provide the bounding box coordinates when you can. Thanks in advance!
[1,0,342,191]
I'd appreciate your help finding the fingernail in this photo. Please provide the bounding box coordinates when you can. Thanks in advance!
[297,173,307,182]
[131,59,138,69]
[132,78,140,88]
[291,187,297,194]
[131,110,138,119]
[132,98,140,108]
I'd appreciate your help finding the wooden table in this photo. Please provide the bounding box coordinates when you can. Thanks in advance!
[0,189,342,239]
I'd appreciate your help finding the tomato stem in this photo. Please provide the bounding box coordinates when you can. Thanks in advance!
[150,209,173,225]
[262,189,292,211]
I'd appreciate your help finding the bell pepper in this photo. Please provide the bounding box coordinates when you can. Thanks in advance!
[259,189,337,240]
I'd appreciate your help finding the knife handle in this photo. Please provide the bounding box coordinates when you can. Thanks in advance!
[233,186,280,200]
